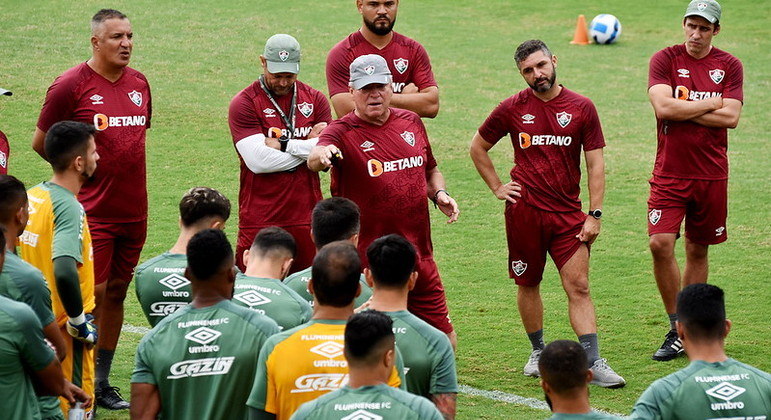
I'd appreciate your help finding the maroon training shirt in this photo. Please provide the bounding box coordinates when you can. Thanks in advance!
[478,87,605,213]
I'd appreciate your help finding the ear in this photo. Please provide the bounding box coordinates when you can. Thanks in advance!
[724,319,731,338]
[551,54,558,68]
[539,378,549,394]
[384,348,395,369]
[356,0,363,13]
[259,55,268,71]
[364,268,375,287]
[280,258,294,279]
[309,228,316,246]
[676,320,685,340]
[91,35,99,50]
[407,271,418,291]
[586,368,593,385]
[210,219,225,230]
[350,233,360,246]
[713,24,721,36]
[242,248,251,266]
[73,155,85,172]
[307,278,315,296]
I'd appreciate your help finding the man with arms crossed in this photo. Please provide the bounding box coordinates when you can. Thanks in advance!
[131,229,280,420]
[234,226,312,331]
[134,187,231,327]
[469,39,623,387]
[20,121,100,417]
[309,54,459,346]
[326,0,439,118]
[229,34,332,272]
[33,9,152,409]
[283,197,373,308]
[291,310,443,420]
[366,234,458,419]
[646,0,743,362]
[631,284,770,419]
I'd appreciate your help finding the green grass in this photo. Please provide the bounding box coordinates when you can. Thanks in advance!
[1,1,769,418]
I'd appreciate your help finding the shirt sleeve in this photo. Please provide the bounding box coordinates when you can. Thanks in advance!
[723,57,744,102]
[247,337,278,412]
[581,100,606,151]
[313,90,333,125]
[429,334,458,394]
[144,75,153,129]
[51,196,85,263]
[477,100,512,145]
[648,50,672,89]
[37,74,79,132]
[16,303,55,372]
[417,117,437,170]
[630,380,667,420]
[131,336,157,385]
[229,92,265,143]
[16,271,56,327]
[326,41,352,97]
[316,121,345,148]
[411,42,437,90]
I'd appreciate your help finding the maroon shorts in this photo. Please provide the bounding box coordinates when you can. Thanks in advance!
[647,176,728,245]
[90,220,147,286]
[505,200,586,287]
[407,257,453,334]
[236,224,316,274]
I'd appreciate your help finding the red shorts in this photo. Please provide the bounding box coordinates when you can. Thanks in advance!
[407,257,453,334]
[647,176,728,245]
[90,220,147,285]
[236,224,316,274]
[505,200,586,287]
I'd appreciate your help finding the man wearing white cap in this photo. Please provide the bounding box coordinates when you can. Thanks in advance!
[0,88,10,175]
[308,54,459,347]
[229,34,332,274]
[646,0,744,362]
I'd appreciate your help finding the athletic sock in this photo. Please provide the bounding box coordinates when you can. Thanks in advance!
[527,329,545,351]
[578,333,600,366]
[95,349,115,390]
[668,313,678,331]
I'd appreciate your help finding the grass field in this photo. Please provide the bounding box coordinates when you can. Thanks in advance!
[1,0,769,418]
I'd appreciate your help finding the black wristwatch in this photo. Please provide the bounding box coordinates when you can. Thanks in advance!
[588,209,603,219]
[279,136,290,153]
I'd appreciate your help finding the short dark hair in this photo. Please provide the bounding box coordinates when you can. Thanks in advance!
[187,229,233,281]
[366,234,416,289]
[677,283,726,341]
[311,241,361,307]
[539,340,588,394]
[345,310,395,368]
[0,175,27,223]
[514,39,553,67]
[311,197,360,248]
[44,121,95,173]
[250,226,296,258]
[91,9,127,32]
[179,187,231,227]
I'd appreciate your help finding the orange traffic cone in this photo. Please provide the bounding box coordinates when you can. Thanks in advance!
[570,14,591,45]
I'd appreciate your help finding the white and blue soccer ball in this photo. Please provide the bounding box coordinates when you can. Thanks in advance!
[590,14,622,44]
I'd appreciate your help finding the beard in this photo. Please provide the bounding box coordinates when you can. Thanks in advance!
[364,15,396,36]
[528,69,557,93]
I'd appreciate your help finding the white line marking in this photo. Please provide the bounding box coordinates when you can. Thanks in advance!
[121,323,625,416]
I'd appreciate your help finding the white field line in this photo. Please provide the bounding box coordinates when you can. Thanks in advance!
[122,323,626,416]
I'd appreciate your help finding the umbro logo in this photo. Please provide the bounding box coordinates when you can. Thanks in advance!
[263,108,277,117]
[184,327,221,345]
[233,290,272,307]
[310,341,344,359]
[90,94,104,105]
[341,410,383,420]
[360,141,375,152]
[715,226,725,236]
[706,382,745,401]
[677,69,690,78]
[159,274,190,290]
[522,114,535,124]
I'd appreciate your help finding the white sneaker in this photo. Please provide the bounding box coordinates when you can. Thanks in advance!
[523,349,542,377]
[589,358,626,388]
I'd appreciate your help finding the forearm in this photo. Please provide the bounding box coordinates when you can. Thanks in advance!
[130,383,160,420]
[425,167,447,199]
[248,407,276,420]
[43,321,67,361]
[691,99,742,128]
[431,393,457,420]
[585,150,605,210]
[307,146,327,172]
[235,134,306,173]
[469,135,503,193]
[389,88,439,118]
[32,128,47,160]
[285,137,319,159]
[53,257,83,317]
[648,85,720,121]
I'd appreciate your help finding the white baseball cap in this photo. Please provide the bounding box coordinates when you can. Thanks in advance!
[349,54,392,90]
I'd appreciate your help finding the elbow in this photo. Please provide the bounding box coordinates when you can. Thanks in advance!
[726,115,740,129]
[423,104,439,119]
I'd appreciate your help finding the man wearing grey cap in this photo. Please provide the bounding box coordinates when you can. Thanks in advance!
[229,34,332,274]
[646,0,744,362]
[0,88,11,175]
[308,54,459,347]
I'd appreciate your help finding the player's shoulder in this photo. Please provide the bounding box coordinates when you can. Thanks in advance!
[654,44,685,60]
[394,311,451,348]
[136,252,182,272]
[3,251,44,280]
[123,66,150,84]
[725,358,771,382]
[284,266,311,284]
[391,107,423,124]
[0,295,39,328]
[51,62,93,89]
[231,80,261,103]
[559,87,597,109]
[710,47,743,67]
[219,300,281,333]
[391,31,424,50]
[295,80,325,98]
[379,384,439,414]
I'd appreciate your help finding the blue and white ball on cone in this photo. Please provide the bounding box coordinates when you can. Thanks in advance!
[589,14,622,44]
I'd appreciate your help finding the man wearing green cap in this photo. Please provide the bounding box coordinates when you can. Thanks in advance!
[229,34,333,276]
[646,0,744,362]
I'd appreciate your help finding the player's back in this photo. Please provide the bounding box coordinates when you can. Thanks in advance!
[132,299,279,420]
[232,273,312,331]
[134,252,191,327]
[284,266,373,308]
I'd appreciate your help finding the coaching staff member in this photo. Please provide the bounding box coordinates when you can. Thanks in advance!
[229,34,332,273]
[646,0,744,362]
[326,0,439,118]
[309,54,459,347]
[469,40,623,388]
[32,9,151,410]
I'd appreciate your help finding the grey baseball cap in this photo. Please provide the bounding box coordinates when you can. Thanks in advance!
[684,0,721,24]
[349,54,392,90]
[263,34,300,74]
[0,88,11,96]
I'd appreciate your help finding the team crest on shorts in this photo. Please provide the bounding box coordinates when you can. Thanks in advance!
[511,260,527,276]
[128,90,143,107]
[556,111,572,128]
[400,131,415,146]
[297,102,314,118]
[393,58,409,74]
[709,69,725,84]
[278,50,289,61]
[649,209,662,225]
[0,150,6,168]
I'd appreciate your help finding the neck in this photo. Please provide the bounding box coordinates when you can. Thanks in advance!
[550,391,591,415]
[368,287,408,312]
[685,43,712,60]
[347,367,388,389]
[684,340,728,363]
[87,56,125,83]
[244,259,283,280]
[169,229,197,255]
[354,108,390,126]
[3,227,16,253]
[533,84,562,102]
[49,172,83,195]
[312,303,354,320]
[190,284,228,309]
[359,27,393,49]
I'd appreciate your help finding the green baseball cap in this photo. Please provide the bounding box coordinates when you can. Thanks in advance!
[263,34,300,74]
[684,0,721,24]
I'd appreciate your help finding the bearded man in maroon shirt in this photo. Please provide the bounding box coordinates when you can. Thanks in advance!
[309,54,458,348]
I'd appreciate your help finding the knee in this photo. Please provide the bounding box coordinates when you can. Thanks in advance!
[649,236,675,258]
[685,241,709,261]
[105,278,131,301]
[565,279,591,300]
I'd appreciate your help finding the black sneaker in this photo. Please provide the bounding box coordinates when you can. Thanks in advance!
[652,329,684,361]
[95,386,130,410]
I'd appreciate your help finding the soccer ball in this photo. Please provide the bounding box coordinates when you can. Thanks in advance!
[589,14,622,44]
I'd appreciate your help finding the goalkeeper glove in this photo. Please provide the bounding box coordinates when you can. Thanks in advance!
[66,312,97,346]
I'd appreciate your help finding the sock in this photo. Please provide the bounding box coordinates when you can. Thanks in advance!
[527,329,545,351]
[668,313,678,331]
[95,349,115,390]
[578,333,600,366]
